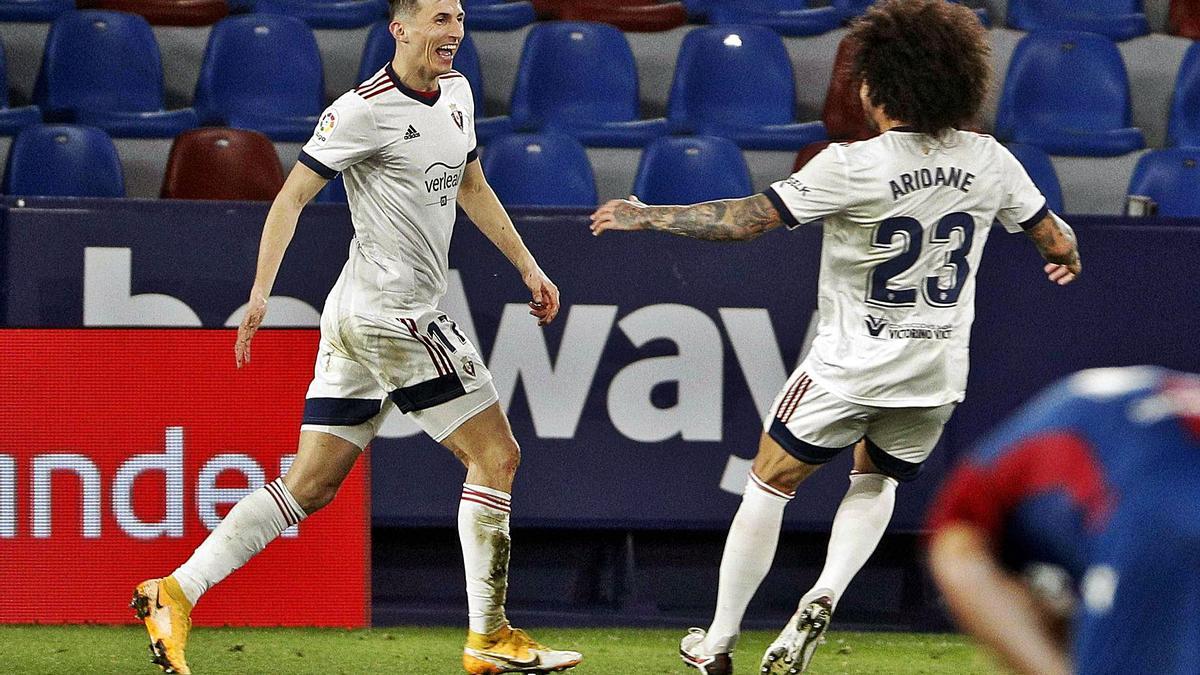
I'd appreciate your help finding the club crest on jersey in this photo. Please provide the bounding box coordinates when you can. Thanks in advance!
[461,356,476,376]
[314,109,338,145]
[449,104,465,134]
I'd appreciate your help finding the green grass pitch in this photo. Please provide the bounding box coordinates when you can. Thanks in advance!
[0,625,1002,674]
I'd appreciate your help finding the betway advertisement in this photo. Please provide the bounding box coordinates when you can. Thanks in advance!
[0,329,369,626]
[3,199,1198,532]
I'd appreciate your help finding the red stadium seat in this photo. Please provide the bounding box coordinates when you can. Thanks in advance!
[558,2,688,31]
[75,0,229,26]
[792,140,832,173]
[1169,0,1200,39]
[161,127,284,201]
[532,0,658,18]
[822,36,876,143]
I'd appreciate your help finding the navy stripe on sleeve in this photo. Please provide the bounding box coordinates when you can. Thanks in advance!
[1019,200,1050,230]
[298,150,339,180]
[763,187,800,229]
[466,148,478,164]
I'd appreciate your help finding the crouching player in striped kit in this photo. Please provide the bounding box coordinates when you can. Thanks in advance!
[590,2,1081,672]
[130,1,581,673]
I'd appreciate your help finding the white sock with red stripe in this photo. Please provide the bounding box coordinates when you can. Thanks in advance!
[459,483,512,635]
[704,472,793,654]
[171,477,307,607]
[804,472,898,610]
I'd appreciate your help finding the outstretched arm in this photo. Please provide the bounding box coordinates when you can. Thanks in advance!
[458,159,559,326]
[1026,212,1081,285]
[589,193,786,242]
[235,162,329,367]
[928,523,1073,675]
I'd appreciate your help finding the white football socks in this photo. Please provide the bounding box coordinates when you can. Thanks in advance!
[459,483,512,635]
[804,472,898,610]
[172,477,307,607]
[704,473,793,654]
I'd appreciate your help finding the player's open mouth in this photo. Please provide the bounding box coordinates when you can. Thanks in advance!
[436,44,457,59]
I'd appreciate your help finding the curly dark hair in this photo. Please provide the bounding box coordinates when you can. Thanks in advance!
[848,0,991,135]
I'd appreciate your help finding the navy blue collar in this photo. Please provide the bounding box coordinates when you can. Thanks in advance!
[386,63,441,107]
[888,125,919,133]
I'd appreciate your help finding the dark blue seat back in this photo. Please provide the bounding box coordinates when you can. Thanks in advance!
[1005,142,1065,214]
[1128,149,1200,217]
[667,25,796,131]
[996,31,1133,139]
[633,136,752,205]
[0,0,73,22]
[34,10,166,116]
[511,22,639,129]
[511,22,639,128]
[1168,42,1200,148]
[481,133,597,206]
[194,14,324,124]
[3,124,124,197]
[1007,0,1147,40]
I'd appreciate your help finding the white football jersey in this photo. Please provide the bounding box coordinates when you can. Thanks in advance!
[300,64,476,314]
[766,129,1048,407]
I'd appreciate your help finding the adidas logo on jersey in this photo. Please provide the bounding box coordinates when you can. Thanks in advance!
[404,125,421,140]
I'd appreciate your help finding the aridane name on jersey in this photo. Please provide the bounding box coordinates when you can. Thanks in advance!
[299,63,478,312]
[765,130,1048,407]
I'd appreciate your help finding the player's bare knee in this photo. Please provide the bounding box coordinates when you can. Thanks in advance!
[283,474,340,514]
[479,439,520,478]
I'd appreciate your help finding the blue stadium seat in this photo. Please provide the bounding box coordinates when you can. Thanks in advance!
[316,173,348,203]
[1007,0,1148,42]
[465,0,536,31]
[510,22,666,148]
[1005,143,1065,214]
[2,124,124,197]
[227,0,254,11]
[708,1,842,37]
[995,31,1144,157]
[1168,42,1200,148]
[359,23,511,143]
[1127,149,1200,217]
[666,25,826,151]
[481,133,597,206]
[33,10,197,138]
[0,38,41,136]
[632,136,752,205]
[194,14,324,142]
[0,0,73,21]
[253,0,387,29]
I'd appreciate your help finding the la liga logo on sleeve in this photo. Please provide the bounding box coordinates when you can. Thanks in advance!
[314,109,339,145]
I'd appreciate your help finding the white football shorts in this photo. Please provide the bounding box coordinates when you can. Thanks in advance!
[762,368,956,481]
[300,306,497,448]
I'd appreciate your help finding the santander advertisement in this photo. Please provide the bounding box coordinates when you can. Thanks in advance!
[0,330,368,627]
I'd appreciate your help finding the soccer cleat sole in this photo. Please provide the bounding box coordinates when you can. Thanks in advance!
[130,590,151,620]
[463,653,582,674]
[761,602,831,675]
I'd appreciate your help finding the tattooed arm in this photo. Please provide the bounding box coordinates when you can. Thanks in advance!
[588,193,786,242]
[1025,212,1081,285]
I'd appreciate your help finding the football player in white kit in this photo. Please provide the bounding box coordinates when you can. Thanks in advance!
[131,1,581,673]
[590,1,1081,673]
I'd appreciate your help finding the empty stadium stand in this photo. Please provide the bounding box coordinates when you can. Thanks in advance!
[34,10,198,137]
[667,25,827,150]
[3,123,124,196]
[510,21,667,147]
[1127,147,1200,216]
[160,127,284,200]
[193,14,325,141]
[632,135,753,204]
[480,132,597,206]
[996,31,1145,156]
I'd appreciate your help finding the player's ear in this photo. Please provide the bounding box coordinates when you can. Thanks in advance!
[389,19,406,43]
